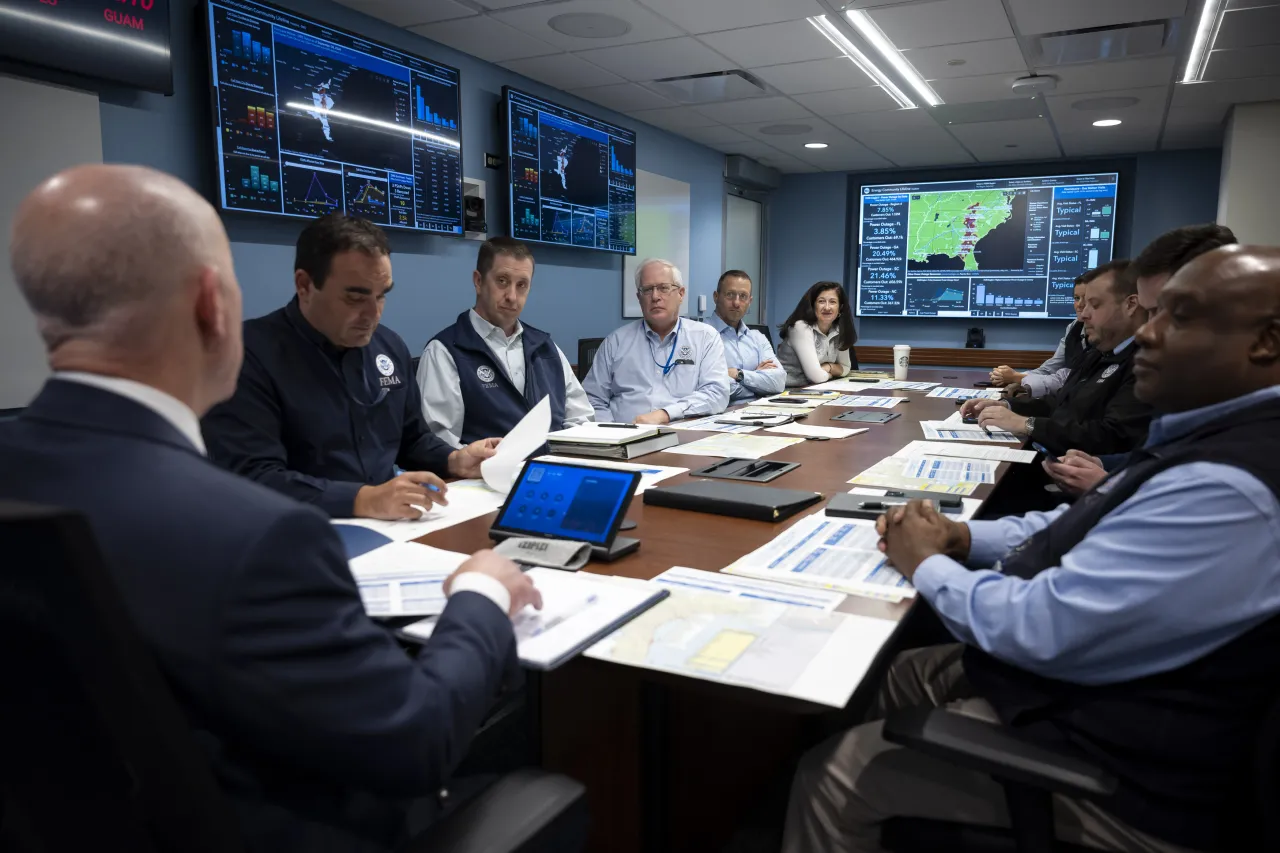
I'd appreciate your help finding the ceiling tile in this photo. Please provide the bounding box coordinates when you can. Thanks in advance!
[713,138,789,158]
[947,117,1061,160]
[1037,56,1177,95]
[753,151,819,173]
[573,38,731,81]
[1205,45,1280,81]
[490,0,683,50]
[930,73,1028,103]
[1046,84,1169,134]
[1059,125,1161,157]
[794,143,895,172]
[1216,5,1280,49]
[1164,103,1231,127]
[1171,75,1280,109]
[867,0,1014,50]
[627,106,722,131]
[408,17,557,62]
[697,19,842,68]
[474,0,560,7]
[848,126,975,167]
[694,95,812,123]
[749,57,876,95]
[730,116,856,149]
[829,107,943,135]
[903,38,1028,80]
[1006,0,1187,35]
[793,86,900,114]
[335,0,477,26]
[1226,0,1280,9]
[570,82,675,112]
[636,0,825,35]
[678,125,753,145]
[500,54,626,91]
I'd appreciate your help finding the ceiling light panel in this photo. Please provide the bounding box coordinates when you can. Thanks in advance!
[845,10,943,106]
[1183,0,1228,82]
[807,15,916,109]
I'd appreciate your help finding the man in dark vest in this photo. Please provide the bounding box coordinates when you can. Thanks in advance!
[783,244,1280,853]
[417,237,593,447]
[989,275,1090,397]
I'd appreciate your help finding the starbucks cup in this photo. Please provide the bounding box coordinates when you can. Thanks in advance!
[893,345,911,380]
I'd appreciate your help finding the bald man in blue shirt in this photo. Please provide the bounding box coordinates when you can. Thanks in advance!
[785,245,1280,853]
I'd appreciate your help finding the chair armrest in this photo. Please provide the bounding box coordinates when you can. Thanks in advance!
[410,769,586,853]
[883,708,1117,800]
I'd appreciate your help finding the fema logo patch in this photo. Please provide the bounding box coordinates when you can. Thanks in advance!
[1098,364,1119,382]
[477,366,497,384]
[375,354,395,376]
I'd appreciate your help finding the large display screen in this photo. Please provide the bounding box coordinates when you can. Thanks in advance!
[505,87,637,254]
[0,0,173,94]
[856,172,1119,319]
[205,0,463,234]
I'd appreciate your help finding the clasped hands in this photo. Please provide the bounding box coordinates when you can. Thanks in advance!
[874,500,971,579]
[959,397,1031,436]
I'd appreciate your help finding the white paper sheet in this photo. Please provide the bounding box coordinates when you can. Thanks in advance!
[547,422,663,444]
[848,457,982,495]
[666,414,760,434]
[665,433,805,459]
[764,423,868,440]
[713,412,796,427]
[481,396,551,493]
[920,421,1021,443]
[651,566,846,611]
[925,386,1003,400]
[901,455,998,484]
[821,395,903,408]
[348,541,468,617]
[534,455,688,494]
[333,479,507,542]
[841,487,983,523]
[866,380,939,391]
[893,440,1037,464]
[804,379,885,392]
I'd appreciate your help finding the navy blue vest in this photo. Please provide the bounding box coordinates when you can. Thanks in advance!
[432,312,567,445]
[1063,319,1087,370]
[964,395,1280,850]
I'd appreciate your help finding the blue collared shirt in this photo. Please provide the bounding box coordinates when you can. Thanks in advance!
[705,312,786,402]
[583,318,730,423]
[914,384,1280,685]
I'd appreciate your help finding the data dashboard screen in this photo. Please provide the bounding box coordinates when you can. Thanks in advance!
[505,87,637,254]
[206,0,463,234]
[856,172,1119,319]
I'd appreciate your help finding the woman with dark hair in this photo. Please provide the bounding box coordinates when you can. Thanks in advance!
[776,281,858,386]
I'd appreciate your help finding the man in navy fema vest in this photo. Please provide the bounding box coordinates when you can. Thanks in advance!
[416,237,593,446]
[203,214,500,521]
[783,244,1280,853]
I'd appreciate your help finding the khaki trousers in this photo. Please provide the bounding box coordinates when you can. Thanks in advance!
[781,644,1201,853]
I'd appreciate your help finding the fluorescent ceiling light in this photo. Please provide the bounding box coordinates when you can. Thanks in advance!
[808,16,916,109]
[845,10,943,107]
[1093,118,1122,127]
[1182,0,1227,83]
[804,142,829,149]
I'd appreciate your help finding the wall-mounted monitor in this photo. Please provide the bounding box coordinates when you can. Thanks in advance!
[204,0,463,234]
[0,0,173,94]
[855,172,1119,319]
[504,86,637,255]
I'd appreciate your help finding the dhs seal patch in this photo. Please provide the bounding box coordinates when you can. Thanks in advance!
[1098,364,1119,383]
[477,366,497,384]
[375,354,395,376]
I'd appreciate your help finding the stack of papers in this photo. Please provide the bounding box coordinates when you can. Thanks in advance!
[534,455,688,494]
[920,421,1020,443]
[868,380,939,391]
[822,395,903,408]
[925,386,1003,400]
[764,423,867,440]
[892,440,1037,464]
[901,455,998,484]
[804,379,886,392]
[667,433,805,459]
[667,414,760,434]
[334,479,507,543]
[348,541,469,617]
[549,422,663,443]
[848,457,984,495]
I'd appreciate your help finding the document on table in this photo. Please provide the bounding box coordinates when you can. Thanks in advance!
[920,421,1020,443]
[666,433,805,459]
[841,487,983,523]
[481,396,551,493]
[848,457,982,495]
[332,479,507,542]
[666,414,760,434]
[738,403,823,416]
[901,455,998,484]
[867,380,939,391]
[925,386,1003,400]
[822,395,903,408]
[723,514,916,602]
[893,440,1037,464]
[534,455,688,494]
[764,423,868,440]
[584,581,897,708]
[650,566,846,611]
[348,541,468,617]
[402,568,668,670]
[804,379,885,392]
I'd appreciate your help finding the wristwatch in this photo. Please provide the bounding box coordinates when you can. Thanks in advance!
[1024,417,1037,435]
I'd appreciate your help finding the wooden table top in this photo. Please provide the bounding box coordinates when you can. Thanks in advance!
[422,367,1004,625]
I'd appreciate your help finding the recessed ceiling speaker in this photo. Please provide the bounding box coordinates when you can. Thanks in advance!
[548,13,631,39]
[758,123,813,135]
[1010,74,1058,94]
[1071,96,1141,111]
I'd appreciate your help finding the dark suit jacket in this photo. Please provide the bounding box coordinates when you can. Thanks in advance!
[0,380,516,852]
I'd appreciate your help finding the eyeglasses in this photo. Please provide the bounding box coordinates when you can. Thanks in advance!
[638,283,681,298]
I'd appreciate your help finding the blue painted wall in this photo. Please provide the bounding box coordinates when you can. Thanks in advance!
[766,148,1223,350]
[89,0,725,354]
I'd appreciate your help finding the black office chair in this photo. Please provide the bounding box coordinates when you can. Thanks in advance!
[748,323,773,347]
[880,701,1280,852]
[0,501,585,853]
[576,337,605,381]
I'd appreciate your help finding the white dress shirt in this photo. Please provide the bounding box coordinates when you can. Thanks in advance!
[54,371,206,455]
[417,309,593,448]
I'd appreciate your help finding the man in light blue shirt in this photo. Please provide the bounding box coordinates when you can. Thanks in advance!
[706,270,785,402]
[583,259,729,424]
[784,245,1280,853]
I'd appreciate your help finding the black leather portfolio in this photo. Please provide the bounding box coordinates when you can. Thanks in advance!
[643,480,823,522]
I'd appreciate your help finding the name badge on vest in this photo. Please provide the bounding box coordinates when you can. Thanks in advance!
[375,353,401,387]
[1097,364,1119,383]
[674,343,696,367]
[476,365,500,389]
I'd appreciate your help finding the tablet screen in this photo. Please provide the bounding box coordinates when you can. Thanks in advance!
[493,462,638,545]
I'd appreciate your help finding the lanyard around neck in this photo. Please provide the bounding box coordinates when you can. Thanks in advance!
[649,320,681,376]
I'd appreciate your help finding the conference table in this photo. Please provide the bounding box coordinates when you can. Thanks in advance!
[424,367,1014,853]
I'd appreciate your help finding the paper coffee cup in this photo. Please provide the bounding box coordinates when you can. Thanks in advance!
[893,345,911,380]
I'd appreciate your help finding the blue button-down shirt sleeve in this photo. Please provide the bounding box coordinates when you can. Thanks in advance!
[735,330,786,400]
[913,462,1280,685]
[582,332,618,422]
[666,327,730,420]
[1022,365,1071,398]
[1025,323,1071,377]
